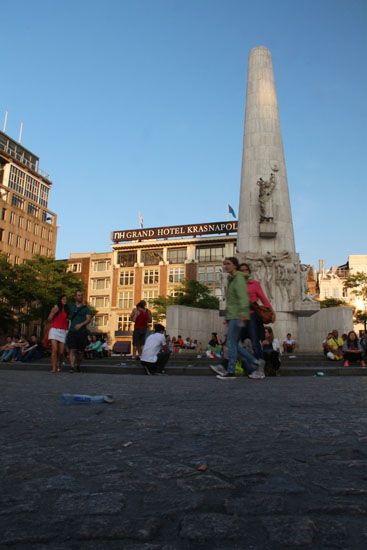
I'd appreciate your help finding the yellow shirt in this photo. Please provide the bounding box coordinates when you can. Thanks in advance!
[327,337,343,351]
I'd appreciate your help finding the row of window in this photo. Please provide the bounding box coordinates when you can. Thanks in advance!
[2,195,52,223]
[0,207,54,239]
[9,165,50,207]
[68,260,111,274]
[0,230,53,256]
[116,245,225,266]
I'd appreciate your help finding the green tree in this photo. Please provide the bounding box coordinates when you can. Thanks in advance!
[0,254,19,334]
[15,256,84,332]
[344,272,367,303]
[319,298,344,309]
[354,310,367,331]
[152,279,219,321]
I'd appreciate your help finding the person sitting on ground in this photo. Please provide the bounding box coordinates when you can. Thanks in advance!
[176,335,184,348]
[85,335,103,359]
[283,333,296,353]
[18,335,43,363]
[326,329,344,361]
[166,335,173,353]
[140,323,171,375]
[101,338,110,357]
[262,326,281,376]
[207,332,222,356]
[0,336,13,360]
[343,331,366,367]
[322,332,333,357]
[0,336,20,362]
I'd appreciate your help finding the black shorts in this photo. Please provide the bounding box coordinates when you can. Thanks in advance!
[133,329,147,347]
[66,331,89,352]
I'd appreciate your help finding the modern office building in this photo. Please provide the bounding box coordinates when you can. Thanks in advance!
[0,130,57,265]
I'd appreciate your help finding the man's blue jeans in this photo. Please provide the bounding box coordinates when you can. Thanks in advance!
[227,319,258,374]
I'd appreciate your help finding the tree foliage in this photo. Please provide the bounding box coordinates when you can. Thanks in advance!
[152,279,219,320]
[344,272,367,302]
[0,254,84,336]
[354,310,367,331]
[319,298,344,309]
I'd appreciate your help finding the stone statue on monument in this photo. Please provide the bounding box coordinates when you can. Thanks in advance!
[300,264,316,302]
[257,172,276,222]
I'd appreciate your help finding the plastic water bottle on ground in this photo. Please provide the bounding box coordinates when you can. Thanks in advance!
[61,393,114,405]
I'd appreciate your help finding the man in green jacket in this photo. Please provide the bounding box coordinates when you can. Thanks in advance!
[215,257,265,379]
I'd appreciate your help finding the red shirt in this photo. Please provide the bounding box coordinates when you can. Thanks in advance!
[247,279,272,310]
[134,310,150,330]
[50,309,68,330]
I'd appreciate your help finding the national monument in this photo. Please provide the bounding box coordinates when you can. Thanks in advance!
[237,46,319,339]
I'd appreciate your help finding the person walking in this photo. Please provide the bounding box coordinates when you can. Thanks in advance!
[66,290,92,373]
[215,257,265,380]
[48,295,69,373]
[239,262,275,361]
[130,300,152,360]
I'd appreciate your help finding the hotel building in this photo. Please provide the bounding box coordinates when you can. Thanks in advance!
[0,131,57,265]
[68,221,237,345]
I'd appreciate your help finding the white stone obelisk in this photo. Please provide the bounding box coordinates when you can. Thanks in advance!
[237,46,319,339]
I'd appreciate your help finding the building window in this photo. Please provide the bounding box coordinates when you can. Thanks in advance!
[14,256,20,265]
[24,239,30,251]
[0,207,6,220]
[198,265,222,285]
[32,242,38,254]
[34,224,39,236]
[117,250,137,267]
[170,288,184,297]
[196,246,224,262]
[167,247,187,264]
[168,267,185,283]
[18,216,23,229]
[93,260,111,272]
[8,232,14,245]
[117,315,133,332]
[342,287,348,298]
[92,278,110,290]
[68,263,81,273]
[95,314,108,327]
[11,195,24,209]
[118,291,133,309]
[143,268,159,285]
[10,212,15,224]
[48,230,53,242]
[90,296,110,308]
[142,289,159,307]
[41,227,46,239]
[0,228,3,242]
[16,235,21,248]
[141,249,163,265]
[26,220,32,231]
[27,203,38,217]
[119,270,135,286]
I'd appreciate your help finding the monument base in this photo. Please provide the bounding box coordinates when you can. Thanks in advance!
[293,301,320,317]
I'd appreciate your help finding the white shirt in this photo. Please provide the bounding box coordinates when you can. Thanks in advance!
[141,333,166,363]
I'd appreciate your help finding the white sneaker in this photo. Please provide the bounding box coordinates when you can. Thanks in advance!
[209,364,226,376]
[248,369,265,379]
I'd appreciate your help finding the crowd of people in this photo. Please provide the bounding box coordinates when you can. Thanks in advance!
[323,329,366,367]
[0,335,42,363]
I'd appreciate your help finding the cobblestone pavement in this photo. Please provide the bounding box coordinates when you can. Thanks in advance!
[1,372,367,549]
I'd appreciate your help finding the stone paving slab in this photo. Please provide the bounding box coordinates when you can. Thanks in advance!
[1,371,367,548]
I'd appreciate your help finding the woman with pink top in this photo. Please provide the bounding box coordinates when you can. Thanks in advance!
[239,263,275,360]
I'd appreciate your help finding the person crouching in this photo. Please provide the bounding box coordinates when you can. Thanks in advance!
[140,324,171,375]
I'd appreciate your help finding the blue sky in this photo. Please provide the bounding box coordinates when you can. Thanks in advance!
[1,0,366,267]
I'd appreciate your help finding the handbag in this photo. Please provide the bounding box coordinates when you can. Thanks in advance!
[252,302,274,324]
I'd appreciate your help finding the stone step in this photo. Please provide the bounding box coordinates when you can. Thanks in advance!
[1,362,366,377]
